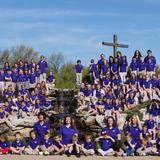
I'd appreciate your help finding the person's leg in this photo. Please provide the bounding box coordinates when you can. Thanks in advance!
[76,73,79,86]
[120,72,123,83]
[47,146,54,153]
[76,145,80,154]
[43,73,47,83]
[68,146,73,154]
[0,148,10,154]
[82,148,95,155]
[39,74,43,83]
[25,147,34,155]
[33,148,40,155]
[40,145,48,152]
[98,148,105,156]
[10,147,20,154]
[104,148,114,156]
[79,73,82,84]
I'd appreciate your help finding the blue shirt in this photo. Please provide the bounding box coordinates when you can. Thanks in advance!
[0,73,5,81]
[149,103,159,116]
[42,138,53,148]
[5,73,12,81]
[103,77,110,86]
[151,79,159,88]
[142,130,150,139]
[145,119,155,129]
[84,89,92,97]
[144,56,156,65]
[125,125,141,144]
[102,127,120,140]
[17,74,24,82]
[127,97,135,105]
[105,103,113,110]
[0,141,10,148]
[34,121,50,141]
[0,112,5,119]
[102,65,109,75]
[124,140,136,150]
[47,75,55,83]
[143,80,152,89]
[11,73,18,82]
[138,62,146,71]
[59,125,78,145]
[83,140,95,150]
[113,104,120,111]
[111,63,119,72]
[52,140,63,149]
[99,138,113,151]
[29,138,40,149]
[146,63,155,71]
[130,62,138,71]
[23,74,29,81]
[12,140,25,148]
[89,63,96,74]
[98,59,104,68]
[29,73,36,84]
[21,105,28,112]
[75,64,83,73]
[112,78,121,86]
[38,60,48,73]
[120,61,128,72]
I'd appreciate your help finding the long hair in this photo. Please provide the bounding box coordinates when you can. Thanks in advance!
[129,114,142,130]
[63,115,75,128]
[105,116,117,128]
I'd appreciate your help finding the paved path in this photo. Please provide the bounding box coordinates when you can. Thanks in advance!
[0,155,159,160]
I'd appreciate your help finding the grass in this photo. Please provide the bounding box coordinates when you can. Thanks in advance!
[124,101,150,120]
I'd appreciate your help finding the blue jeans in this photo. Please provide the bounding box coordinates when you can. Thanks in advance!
[124,148,135,156]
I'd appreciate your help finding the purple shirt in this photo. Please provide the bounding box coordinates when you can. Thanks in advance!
[75,64,83,73]
[59,125,78,145]
[38,60,48,73]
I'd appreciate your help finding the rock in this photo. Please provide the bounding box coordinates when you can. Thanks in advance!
[0,124,9,133]
[118,113,127,130]
[13,127,33,138]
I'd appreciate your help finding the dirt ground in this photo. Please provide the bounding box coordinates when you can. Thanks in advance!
[0,155,159,160]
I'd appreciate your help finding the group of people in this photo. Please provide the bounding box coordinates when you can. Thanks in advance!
[0,113,160,156]
[0,55,55,130]
[0,50,160,157]
[74,50,160,156]
[76,50,160,126]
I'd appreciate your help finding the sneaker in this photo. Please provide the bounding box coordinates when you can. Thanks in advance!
[44,151,50,155]
[67,153,71,157]
[39,151,43,155]
[123,153,127,156]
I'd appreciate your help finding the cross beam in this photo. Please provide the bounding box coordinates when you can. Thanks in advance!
[102,34,129,57]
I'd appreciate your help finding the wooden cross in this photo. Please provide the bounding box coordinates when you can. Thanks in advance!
[102,34,129,57]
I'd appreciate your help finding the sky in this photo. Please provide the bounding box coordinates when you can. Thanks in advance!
[0,0,160,66]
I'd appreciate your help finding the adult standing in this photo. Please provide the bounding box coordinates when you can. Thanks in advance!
[124,115,142,149]
[75,60,83,86]
[34,112,50,143]
[59,115,78,145]
[38,55,48,83]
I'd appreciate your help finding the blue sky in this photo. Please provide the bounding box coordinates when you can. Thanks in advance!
[0,0,160,65]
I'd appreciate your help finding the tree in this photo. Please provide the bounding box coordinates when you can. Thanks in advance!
[0,49,10,67]
[55,62,76,88]
[10,45,40,63]
[48,53,64,73]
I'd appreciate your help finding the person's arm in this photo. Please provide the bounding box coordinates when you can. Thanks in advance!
[95,136,103,141]
[108,136,115,143]
[128,141,135,149]
[67,143,73,147]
